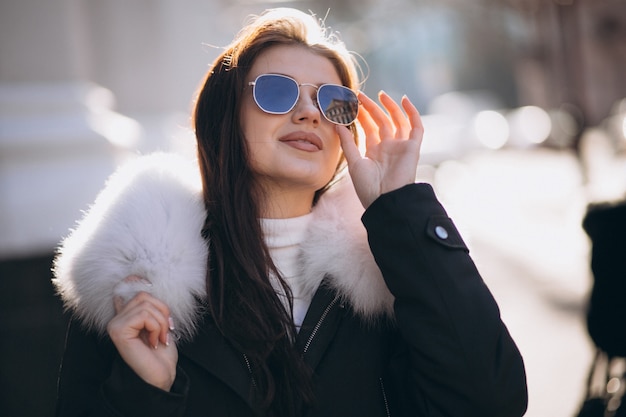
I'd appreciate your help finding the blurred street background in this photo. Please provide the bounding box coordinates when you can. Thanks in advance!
[2,0,626,416]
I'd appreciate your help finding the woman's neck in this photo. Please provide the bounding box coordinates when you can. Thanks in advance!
[259,187,315,219]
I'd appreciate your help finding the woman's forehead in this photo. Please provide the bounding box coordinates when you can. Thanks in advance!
[248,45,341,85]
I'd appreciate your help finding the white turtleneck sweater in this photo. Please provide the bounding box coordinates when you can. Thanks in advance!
[261,214,314,331]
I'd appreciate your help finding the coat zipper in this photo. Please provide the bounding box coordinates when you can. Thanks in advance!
[243,353,257,387]
[244,295,340,387]
[380,378,391,417]
[302,295,341,354]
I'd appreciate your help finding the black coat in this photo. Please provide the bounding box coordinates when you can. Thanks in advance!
[55,184,527,417]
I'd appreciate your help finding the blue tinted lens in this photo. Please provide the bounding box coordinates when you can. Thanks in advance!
[253,75,299,114]
[318,85,359,125]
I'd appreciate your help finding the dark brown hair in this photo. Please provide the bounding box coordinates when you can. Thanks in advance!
[193,8,360,416]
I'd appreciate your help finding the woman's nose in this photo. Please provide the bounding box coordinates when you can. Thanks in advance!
[292,88,321,125]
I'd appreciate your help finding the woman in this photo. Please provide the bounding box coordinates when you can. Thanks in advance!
[54,7,527,417]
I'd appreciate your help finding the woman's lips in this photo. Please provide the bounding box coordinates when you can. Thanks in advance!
[279,131,323,152]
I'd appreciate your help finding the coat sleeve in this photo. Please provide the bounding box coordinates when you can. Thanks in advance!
[361,183,528,417]
[55,319,189,417]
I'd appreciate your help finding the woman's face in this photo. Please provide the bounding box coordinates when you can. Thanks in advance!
[240,45,344,214]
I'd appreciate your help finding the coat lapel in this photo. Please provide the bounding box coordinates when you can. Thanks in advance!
[180,284,346,389]
[295,281,345,369]
[178,317,258,410]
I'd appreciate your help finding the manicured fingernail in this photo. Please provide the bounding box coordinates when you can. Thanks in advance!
[166,333,171,347]
[168,317,175,331]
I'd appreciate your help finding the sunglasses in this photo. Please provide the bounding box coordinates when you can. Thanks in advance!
[248,74,359,126]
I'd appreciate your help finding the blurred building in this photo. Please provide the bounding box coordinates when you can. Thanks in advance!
[505,0,626,141]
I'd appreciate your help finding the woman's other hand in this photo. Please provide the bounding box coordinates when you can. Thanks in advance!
[107,277,178,391]
[338,91,424,209]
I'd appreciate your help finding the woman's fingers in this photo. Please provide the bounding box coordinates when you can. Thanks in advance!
[357,91,413,141]
[113,294,125,314]
[343,90,424,208]
[337,125,360,166]
[110,291,172,348]
[106,281,178,391]
[140,308,167,348]
[378,92,411,139]
[356,92,386,150]
[401,96,424,142]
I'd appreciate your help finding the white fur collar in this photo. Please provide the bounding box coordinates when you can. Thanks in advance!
[53,153,394,342]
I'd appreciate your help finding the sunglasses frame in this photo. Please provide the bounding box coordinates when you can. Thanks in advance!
[248,73,359,126]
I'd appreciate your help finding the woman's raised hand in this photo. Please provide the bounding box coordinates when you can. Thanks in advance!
[107,276,178,391]
[338,91,424,209]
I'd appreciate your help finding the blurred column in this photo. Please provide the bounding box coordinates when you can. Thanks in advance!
[0,1,142,416]
[0,0,139,259]
[577,0,626,125]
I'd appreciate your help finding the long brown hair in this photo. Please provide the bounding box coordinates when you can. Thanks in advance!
[193,8,360,416]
